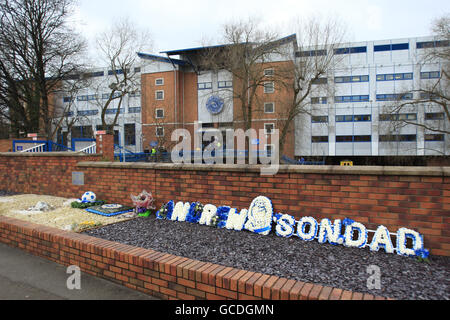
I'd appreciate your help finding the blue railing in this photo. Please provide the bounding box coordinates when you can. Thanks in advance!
[282,155,326,165]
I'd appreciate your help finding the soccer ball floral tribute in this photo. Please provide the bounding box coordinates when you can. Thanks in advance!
[155,195,429,258]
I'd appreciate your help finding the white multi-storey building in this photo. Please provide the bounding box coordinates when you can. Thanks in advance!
[295,36,449,158]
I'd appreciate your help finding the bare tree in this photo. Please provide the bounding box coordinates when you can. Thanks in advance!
[386,14,449,135]
[94,18,152,134]
[276,16,348,157]
[200,18,286,132]
[0,0,87,140]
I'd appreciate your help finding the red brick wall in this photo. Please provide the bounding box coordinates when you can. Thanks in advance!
[0,216,388,300]
[0,153,449,256]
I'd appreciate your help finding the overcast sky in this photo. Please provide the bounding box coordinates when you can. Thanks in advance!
[73,0,449,56]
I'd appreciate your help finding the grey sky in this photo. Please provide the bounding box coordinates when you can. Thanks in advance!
[74,0,449,56]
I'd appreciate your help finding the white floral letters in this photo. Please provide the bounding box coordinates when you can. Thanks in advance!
[155,196,428,258]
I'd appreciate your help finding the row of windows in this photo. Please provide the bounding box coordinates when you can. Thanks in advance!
[376,73,413,81]
[335,75,369,83]
[65,107,141,117]
[311,113,444,123]
[198,81,233,90]
[312,71,439,86]
[376,93,413,101]
[417,40,449,49]
[65,91,140,103]
[374,43,409,52]
[298,42,411,57]
[311,134,445,143]
[335,95,370,103]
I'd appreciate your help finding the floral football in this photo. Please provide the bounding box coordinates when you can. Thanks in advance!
[81,191,96,203]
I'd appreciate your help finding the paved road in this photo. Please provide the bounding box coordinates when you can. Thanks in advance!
[0,242,157,300]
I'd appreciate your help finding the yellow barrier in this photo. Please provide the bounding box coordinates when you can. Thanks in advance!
[340,161,353,166]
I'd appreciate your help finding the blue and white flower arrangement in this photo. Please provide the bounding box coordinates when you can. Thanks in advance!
[244,196,273,236]
[343,221,368,248]
[225,208,248,231]
[156,200,174,220]
[275,214,296,238]
[151,195,430,259]
[297,216,319,241]
[369,225,395,254]
[396,228,425,257]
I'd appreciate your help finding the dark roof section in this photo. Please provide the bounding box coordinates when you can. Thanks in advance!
[160,34,298,56]
[137,52,188,66]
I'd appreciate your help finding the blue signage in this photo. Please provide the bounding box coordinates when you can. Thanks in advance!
[206,96,224,115]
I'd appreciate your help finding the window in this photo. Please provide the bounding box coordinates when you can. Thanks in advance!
[417,40,450,49]
[198,82,212,90]
[335,115,354,122]
[155,90,164,100]
[425,113,445,120]
[264,102,274,113]
[335,95,369,103]
[124,124,136,146]
[71,126,93,139]
[87,94,97,101]
[63,97,73,103]
[334,75,369,83]
[353,135,372,142]
[425,134,445,142]
[296,50,327,57]
[77,95,88,101]
[376,93,413,101]
[312,136,329,143]
[377,73,413,81]
[155,78,164,86]
[334,46,367,54]
[105,108,124,114]
[64,111,74,117]
[264,68,274,77]
[336,136,354,143]
[155,108,164,119]
[374,43,409,52]
[129,91,141,98]
[421,71,441,79]
[77,110,98,116]
[128,107,141,114]
[312,78,328,85]
[134,67,141,73]
[264,82,274,94]
[264,123,275,135]
[380,113,417,121]
[353,115,371,122]
[264,144,274,157]
[311,116,328,123]
[379,135,417,142]
[336,135,371,142]
[218,81,233,88]
[156,126,164,137]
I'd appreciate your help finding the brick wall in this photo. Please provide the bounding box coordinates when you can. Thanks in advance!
[0,216,388,300]
[0,153,449,256]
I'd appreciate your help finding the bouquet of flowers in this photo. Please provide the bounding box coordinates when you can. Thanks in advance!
[131,190,156,217]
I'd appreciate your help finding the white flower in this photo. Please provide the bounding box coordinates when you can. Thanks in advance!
[225,208,248,231]
[199,204,217,226]
[369,225,395,254]
[244,196,273,236]
[171,202,190,222]
[344,222,368,248]
[296,216,318,241]
[396,228,424,257]
[275,214,296,238]
[318,219,343,245]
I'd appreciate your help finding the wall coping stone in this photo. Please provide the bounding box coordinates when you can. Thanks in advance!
[0,152,102,157]
[75,161,450,177]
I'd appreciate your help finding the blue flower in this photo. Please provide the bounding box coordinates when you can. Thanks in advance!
[415,248,430,259]
[342,218,355,226]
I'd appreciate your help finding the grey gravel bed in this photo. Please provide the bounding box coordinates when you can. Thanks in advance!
[83,215,450,300]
